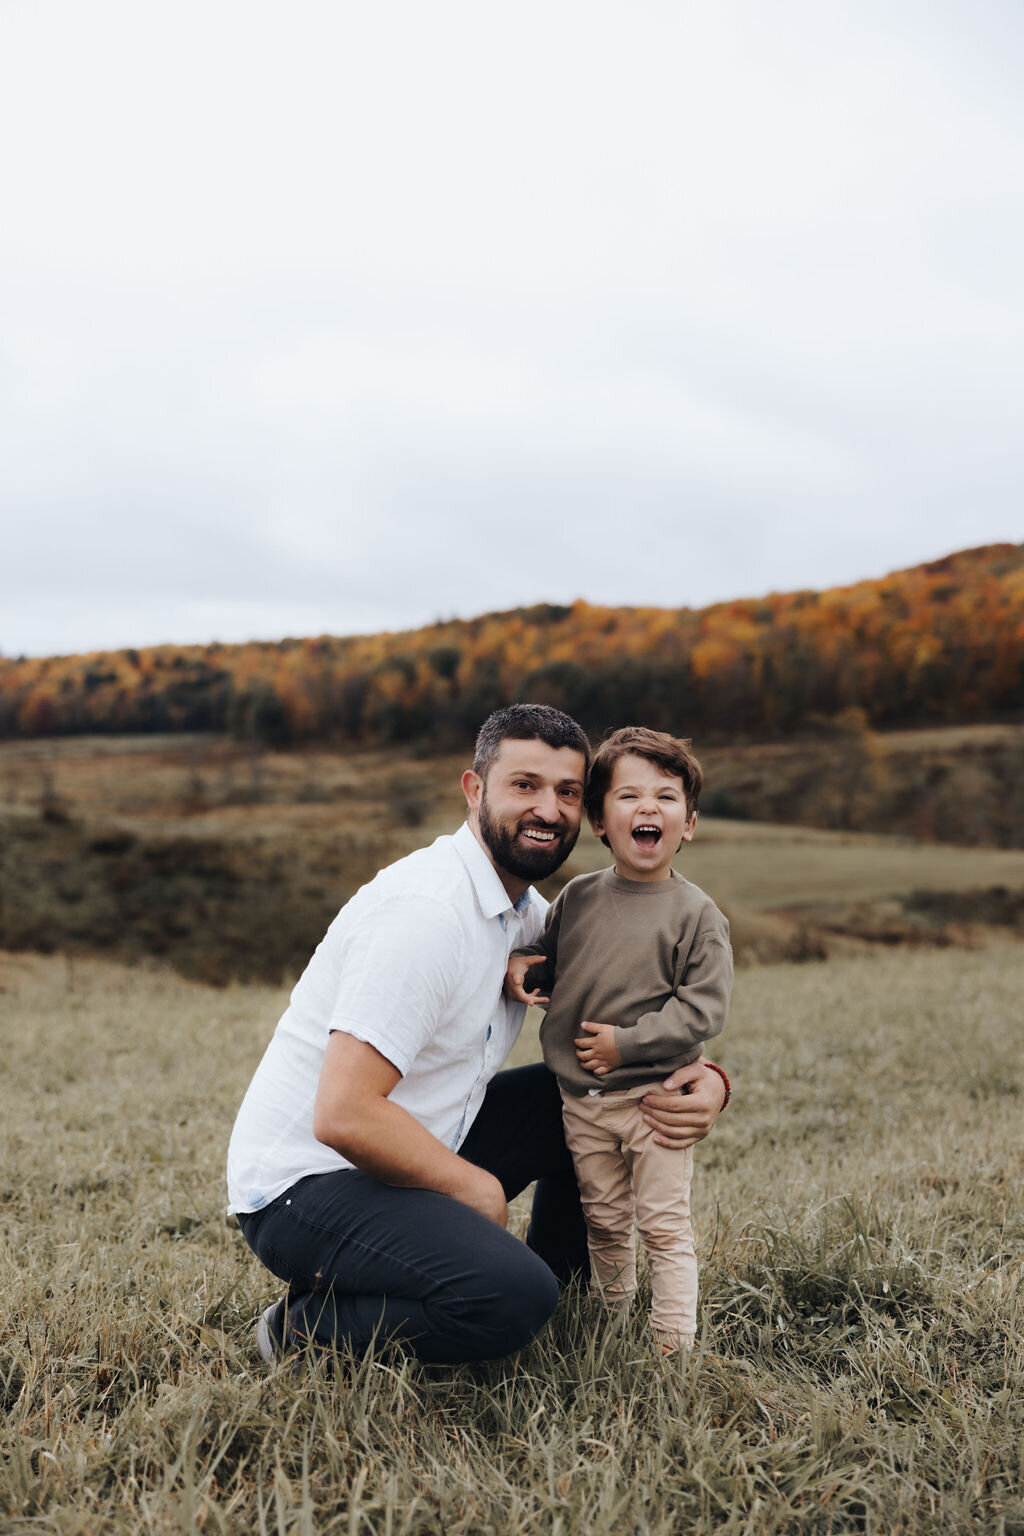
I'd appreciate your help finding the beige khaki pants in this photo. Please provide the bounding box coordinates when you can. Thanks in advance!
[561,1082,697,1342]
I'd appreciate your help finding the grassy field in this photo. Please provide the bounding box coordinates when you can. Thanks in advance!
[1,943,1022,1534]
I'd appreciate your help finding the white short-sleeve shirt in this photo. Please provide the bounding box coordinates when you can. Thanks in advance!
[226,823,547,1214]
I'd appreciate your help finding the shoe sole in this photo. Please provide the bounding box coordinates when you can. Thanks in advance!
[256,1302,284,1363]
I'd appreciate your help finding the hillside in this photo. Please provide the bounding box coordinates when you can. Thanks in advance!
[2,542,1022,746]
[3,732,1023,984]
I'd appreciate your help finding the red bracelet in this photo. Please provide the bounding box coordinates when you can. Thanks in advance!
[703,1061,731,1107]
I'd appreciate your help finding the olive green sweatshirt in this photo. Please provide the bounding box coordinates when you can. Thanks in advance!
[516,866,732,1097]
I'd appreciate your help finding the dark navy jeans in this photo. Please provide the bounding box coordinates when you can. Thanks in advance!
[238,1063,588,1363]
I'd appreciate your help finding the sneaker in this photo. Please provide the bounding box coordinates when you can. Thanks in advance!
[256,1299,287,1363]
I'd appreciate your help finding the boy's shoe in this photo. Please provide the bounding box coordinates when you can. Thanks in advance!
[256,1299,288,1362]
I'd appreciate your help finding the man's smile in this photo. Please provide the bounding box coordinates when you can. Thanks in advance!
[519,825,560,844]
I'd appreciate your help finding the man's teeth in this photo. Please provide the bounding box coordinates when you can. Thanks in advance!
[522,828,557,842]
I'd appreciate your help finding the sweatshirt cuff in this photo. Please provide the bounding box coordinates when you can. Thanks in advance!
[612,1026,646,1066]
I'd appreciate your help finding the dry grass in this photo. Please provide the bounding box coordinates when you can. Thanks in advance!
[1,944,1021,1533]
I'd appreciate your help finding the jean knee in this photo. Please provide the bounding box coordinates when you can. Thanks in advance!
[475,1247,559,1354]
[518,1254,560,1334]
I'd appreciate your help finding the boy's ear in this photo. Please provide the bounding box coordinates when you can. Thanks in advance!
[679,810,698,845]
[588,813,611,850]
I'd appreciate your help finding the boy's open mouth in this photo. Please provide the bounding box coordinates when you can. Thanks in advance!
[632,824,662,848]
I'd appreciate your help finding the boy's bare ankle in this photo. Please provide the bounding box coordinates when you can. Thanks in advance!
[653,1328,696,1357]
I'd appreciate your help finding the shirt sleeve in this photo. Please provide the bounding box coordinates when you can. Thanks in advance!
[328,892,465,1076]
[612,912,733,1067]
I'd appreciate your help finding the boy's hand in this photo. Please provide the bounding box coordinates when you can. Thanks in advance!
[504,954,550,1006]
[574,1020,622,1075]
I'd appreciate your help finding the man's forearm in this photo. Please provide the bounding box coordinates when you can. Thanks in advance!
[316,1093,479,1201]
[313,1031,507,1224]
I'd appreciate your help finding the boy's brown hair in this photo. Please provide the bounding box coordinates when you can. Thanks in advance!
[584,726,704,831]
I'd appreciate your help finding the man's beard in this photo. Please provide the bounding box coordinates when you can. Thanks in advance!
[478,788,578,883]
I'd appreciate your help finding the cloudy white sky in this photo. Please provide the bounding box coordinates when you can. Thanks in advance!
[2,1,1021,658]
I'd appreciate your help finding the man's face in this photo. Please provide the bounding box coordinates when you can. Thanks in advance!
[464,738,586,884]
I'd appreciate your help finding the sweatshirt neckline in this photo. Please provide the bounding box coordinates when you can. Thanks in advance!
[602,867,684,896]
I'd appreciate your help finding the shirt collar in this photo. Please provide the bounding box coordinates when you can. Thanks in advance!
[453,821,533,921]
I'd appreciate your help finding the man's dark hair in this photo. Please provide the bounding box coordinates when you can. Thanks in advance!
[473,703,591,778]
[584,725,703,826]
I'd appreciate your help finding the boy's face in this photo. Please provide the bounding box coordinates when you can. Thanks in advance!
[589,752,696,883]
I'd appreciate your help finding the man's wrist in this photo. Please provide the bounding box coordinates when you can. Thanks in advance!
[703,1060,731,1107]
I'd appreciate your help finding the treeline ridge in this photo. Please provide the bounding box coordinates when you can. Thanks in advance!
[3,542,1021,746]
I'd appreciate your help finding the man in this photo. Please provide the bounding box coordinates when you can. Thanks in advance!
[227,704,727,1365]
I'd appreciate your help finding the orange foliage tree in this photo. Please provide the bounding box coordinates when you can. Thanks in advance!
[1,543,1021,746]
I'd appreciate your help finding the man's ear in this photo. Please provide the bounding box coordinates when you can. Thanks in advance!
[462,768,483,815]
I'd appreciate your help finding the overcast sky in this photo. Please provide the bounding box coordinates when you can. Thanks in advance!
[2,1,1021,658]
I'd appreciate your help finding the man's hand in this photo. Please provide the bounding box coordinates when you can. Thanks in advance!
[641,1059,727,1148]
[504,954,550,1006]
[573,1020,622,1076]
[458,1165,509,1228]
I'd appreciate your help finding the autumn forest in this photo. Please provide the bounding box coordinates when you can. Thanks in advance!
[3,543,1022,748]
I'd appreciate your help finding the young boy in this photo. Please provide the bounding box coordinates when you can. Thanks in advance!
[505,726,732,1354]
